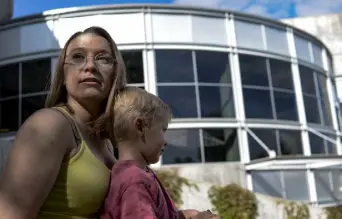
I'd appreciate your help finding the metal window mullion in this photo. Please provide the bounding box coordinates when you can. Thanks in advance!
[192,51,201,118]
[313,72,324,126]
[307,169,318,204]
[261,25,267,51]
[18,63,22,127]
[199,129,205,163]
[145,50,157,95]
[288,28,311,155]
[266,59,277,119]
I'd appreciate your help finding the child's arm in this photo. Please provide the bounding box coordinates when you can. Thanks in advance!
[119,183,157,219]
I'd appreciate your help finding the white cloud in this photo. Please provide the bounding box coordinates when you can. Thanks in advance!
[172,0,342,18]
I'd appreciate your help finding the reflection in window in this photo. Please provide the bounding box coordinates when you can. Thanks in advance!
[155,50,194,83]
[294,35,311,62]
[22,58,50,94]
[199,86,234,118]
[314,169,342,204]
[240,55,268,86]
[265,26,289,55]
[21,95,46,124]
[309,133,338,155]
[121,50,144,84]
[312,43,323,67]
[241,55,298,121]
[0,99,19,132]
[248,129,303,160]
[196,51,230,84]
[252,170,309,201]
[269,59,294,90]
[235,21,264,50]
[243,88,273,119]
[162,129,201,164]
[203,129,239,162]
[0,64,19,98]
[158,86,197,118]
[273,91,297,121]
[300,65,333,126]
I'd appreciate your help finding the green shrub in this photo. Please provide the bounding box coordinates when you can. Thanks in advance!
[325,206,342,219]
[154,168,198,207]
[208,183,258,219]
[277,200,309,219]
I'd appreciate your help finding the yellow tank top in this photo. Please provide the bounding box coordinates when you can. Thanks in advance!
[37,107,111,219]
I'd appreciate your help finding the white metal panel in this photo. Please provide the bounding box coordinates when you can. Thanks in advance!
[55,14,146,47]
[191,16,228,45]
[100,13,145,44]
[0,27,20,59]
[151,14,191,43]
[20,21,58,54]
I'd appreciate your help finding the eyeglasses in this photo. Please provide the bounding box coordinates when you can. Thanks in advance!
[64,53,115,71]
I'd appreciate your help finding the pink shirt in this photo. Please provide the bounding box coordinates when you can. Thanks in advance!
[100,160,178,219]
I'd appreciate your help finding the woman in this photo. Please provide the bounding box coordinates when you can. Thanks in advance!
[0,26,127,218]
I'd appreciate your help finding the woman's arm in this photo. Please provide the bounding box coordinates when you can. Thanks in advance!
[0,109,74,219]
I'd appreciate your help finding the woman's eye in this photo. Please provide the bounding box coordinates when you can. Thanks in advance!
[72,54,85,60]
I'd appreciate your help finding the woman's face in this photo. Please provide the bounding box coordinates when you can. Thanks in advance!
[64,33,115,105]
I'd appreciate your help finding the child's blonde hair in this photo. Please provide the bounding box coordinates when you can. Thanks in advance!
[113,87,171,142]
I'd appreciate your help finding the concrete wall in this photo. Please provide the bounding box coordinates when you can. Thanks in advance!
[158,163,327,219]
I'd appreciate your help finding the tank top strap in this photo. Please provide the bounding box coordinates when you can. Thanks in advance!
[52,106,82,145]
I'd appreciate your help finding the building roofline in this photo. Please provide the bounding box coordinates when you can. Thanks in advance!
[0,4,333,58]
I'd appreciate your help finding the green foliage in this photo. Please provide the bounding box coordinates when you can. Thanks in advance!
[154,168,198,208]
[277,200,309,219]
[325,206,342,219]
[208,183,258,219]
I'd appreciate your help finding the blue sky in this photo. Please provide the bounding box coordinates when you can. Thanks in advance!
[13,0,342,19]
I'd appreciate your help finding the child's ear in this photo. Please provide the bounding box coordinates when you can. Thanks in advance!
[134,117,147,137]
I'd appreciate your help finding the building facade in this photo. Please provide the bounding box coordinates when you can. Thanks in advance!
[0,5,341,206]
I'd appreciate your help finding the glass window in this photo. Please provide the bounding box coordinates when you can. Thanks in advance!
[0,99,19,132]
[0,64,19,98]
[162,129,201,164]
[309,133,338,155]
[312,43,323,67]
[235,21,264,50]
[196,51,230,84]
[249,129,303,160]
[265,26,289,55]
[202,129,239,162]
[269,59,294,91]
[121,50,144,84]
[314,170,337,204]
[317,74,333,127]
[22,58,50,94]
[155,50,194,83]
[303,95,321,124]
[251,171,283,197]
[199,86,235,118]
[248,129,277,160]
[243,88,273,119]
[299,66,316,95]
[21,95,46,124]
[294,35,311,62]
[283,171,309,201]
[278,130,303,155]
[273,91,297,121]
[158,86,197,118]
[239,55,268,87]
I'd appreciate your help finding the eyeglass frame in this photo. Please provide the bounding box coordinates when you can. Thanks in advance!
[63,53,117,71]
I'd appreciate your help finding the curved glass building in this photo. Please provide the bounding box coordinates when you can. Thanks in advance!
[0,4,341,206]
